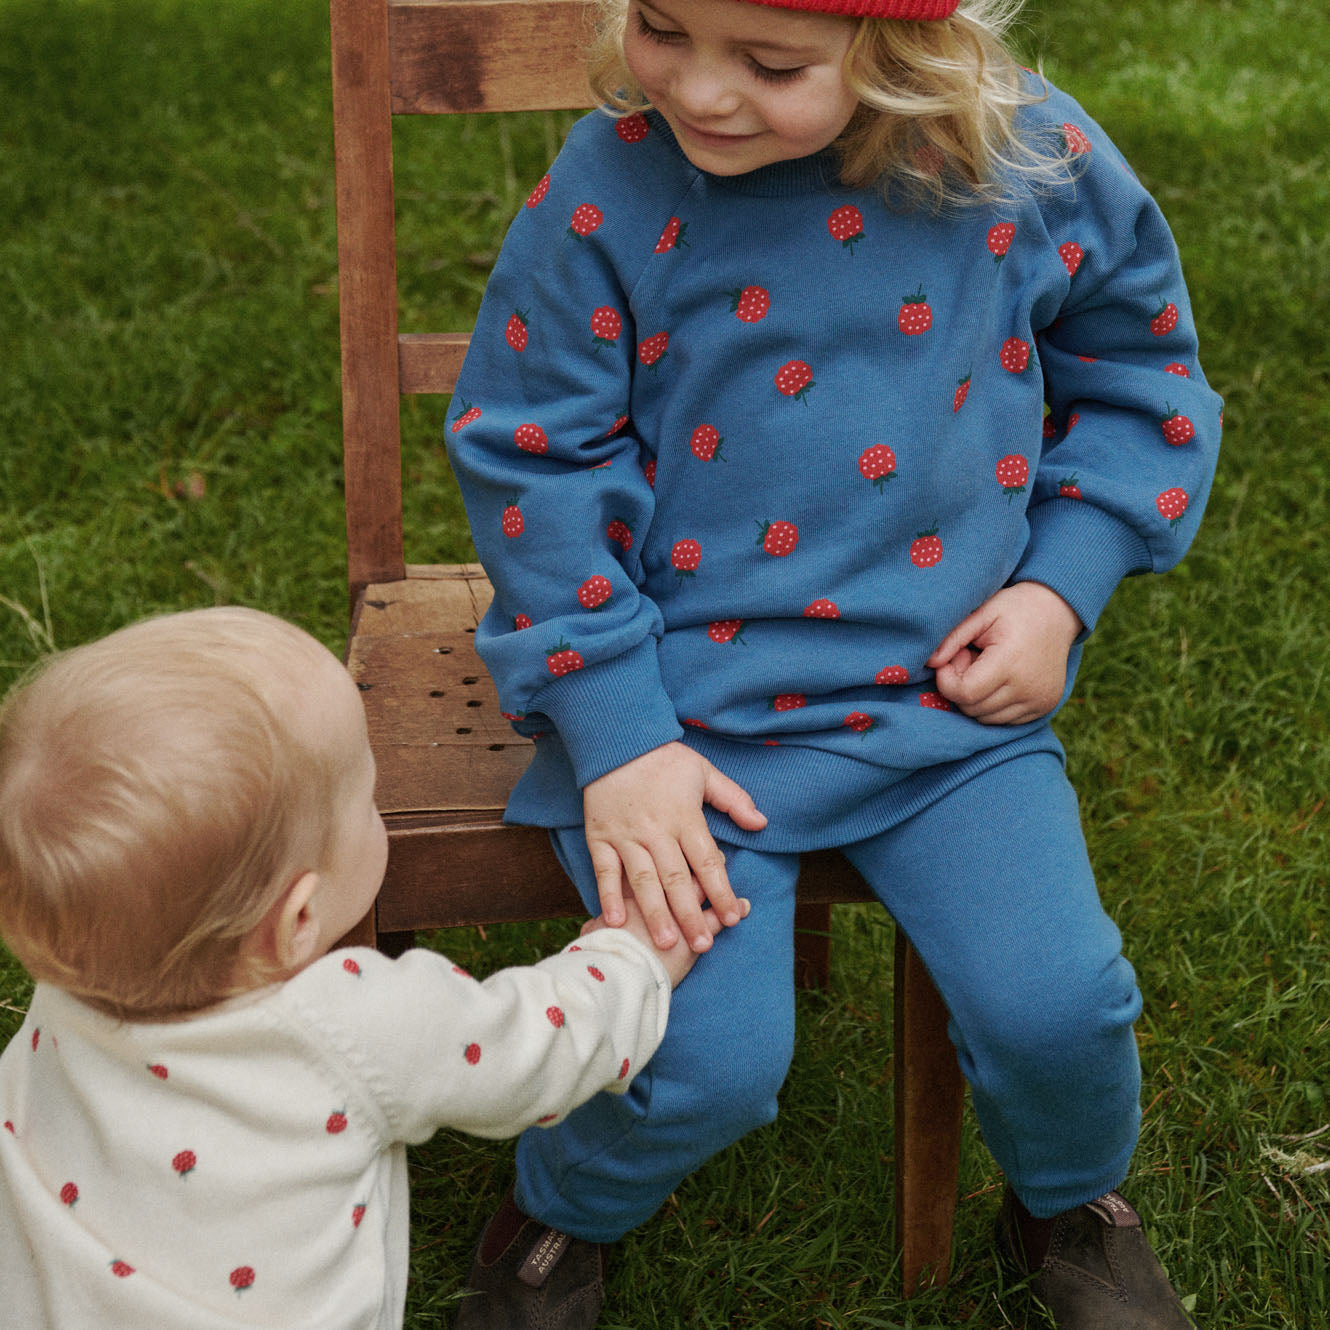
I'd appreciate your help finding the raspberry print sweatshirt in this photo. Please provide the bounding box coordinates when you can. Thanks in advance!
[445,81,1222,846]
[0,935,669,1330]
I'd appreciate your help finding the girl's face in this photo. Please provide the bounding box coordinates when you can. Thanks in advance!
[623,0,860,176]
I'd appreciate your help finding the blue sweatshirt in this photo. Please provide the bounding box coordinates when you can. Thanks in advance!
[445,80,1222,848]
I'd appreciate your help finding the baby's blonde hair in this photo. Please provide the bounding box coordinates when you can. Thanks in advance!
[588,0,1071,208]
[0,607,347,1020]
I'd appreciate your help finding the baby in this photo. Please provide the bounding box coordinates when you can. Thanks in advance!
[0,606,737,1329]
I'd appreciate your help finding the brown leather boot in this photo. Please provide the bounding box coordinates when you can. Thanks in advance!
[452,1187,607,1330]
[996,1186,1198,1328]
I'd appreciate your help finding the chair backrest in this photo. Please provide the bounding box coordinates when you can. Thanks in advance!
[328,0,597,602]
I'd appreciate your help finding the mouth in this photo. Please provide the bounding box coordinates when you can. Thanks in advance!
[673,117,760,149]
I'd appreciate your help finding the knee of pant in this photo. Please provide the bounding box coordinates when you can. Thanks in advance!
[970,953,1141,1076]
[688,1029,794,1138]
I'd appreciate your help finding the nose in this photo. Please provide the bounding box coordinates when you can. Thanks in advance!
[670,53,741,121]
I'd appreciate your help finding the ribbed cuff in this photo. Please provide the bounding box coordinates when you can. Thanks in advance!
[1011,499,1152,634]
[531,638,683,787]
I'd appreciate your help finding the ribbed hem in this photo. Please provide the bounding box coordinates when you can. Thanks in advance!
[738,0,959,17]
[1011,499,1152,635]
[530,638,683,787]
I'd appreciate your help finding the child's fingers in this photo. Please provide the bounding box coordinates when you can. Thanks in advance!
[619,842,686,950]
[927,608,992,670]
[701,761,768,833]
[680,823,743,929]
[587,841,628,927]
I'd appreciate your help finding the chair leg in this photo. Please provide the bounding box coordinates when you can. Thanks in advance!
[793,901,833,989]
[893,929,964,1296]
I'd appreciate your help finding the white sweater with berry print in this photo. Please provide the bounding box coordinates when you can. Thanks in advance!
[445,80,1222,848]
[0,934,668,1329]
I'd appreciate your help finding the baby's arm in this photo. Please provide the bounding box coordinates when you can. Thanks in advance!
[927,582,1082,725]
[581,891,750,986]
[583,743,766,952]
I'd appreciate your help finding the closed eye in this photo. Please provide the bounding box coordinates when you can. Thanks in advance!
[634,10,684,44]
[746,58,807,85]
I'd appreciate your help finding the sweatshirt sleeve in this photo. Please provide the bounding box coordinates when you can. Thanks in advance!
[444,114,687,785]
[1010,86,1223,632]
[284,934,671,1145]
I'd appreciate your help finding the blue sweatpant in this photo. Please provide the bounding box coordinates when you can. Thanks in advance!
[515,751,1142,1236]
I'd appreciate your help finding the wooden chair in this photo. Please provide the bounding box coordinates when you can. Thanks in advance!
[328,0,964,1296]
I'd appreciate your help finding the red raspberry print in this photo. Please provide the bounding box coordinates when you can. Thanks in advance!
[1165,362,1190,378]
[451,399,481,433]
[514,614,533,630]
[858,444,897,489]
[619,1058,631,1080]
[587,966,606,982]
[671,539,701,578]
[1150,300,1179,337]
[173,1150,197,1177]
[342,957,361,977]
[803,598,840,620]
[607,412,629,437]
[987,222,1015,263]
[844,712,875,733]
[1156,487,1189,527]
[689,424,724,462]
[728,285,770,323]
[774,359,814,402]
[453,963,472,976]
[546,1006,566,1028]
[920,691,954,711]
[1160,407,1195,446]
[655,216,688,253]
[501,501,524,538]
[1058,474,1083,499]
[910,528,943,569]
[352,1203,367,1228]
[827,204,865,252]
[326,1110,348,1134]
[953,373,972,413]
[577,575,612,610]
[756,519,799,557]
[638,331,669,369]
[1062,123,1092,155]
[148,1063,169,1080]
[590,306,622,348]
[31,1028,38,1051]
[537,1113,559,1124]
[996,454,1029,500]
[230,1267,256,1295]
[3,1121,14,1133]
[504,310,528,352]
[682,718,709,729]
[770,693,806,712]
[607,518,633,550]
[708,619,746,645]
[875,665,908,686]
[464,1043,482,1065]
[110,1260,135,1278]
[897,289,932,335]
[1058,241,1084,276]
[61,1182,79,1206]
[546,640,585,676]
[567,203,603,239]
[525,174,551,209]
[1067,412,1081,432]
[615,112,649,143]
[644,458,657,487]
[1042,413,1057,441]
[1000,337,1031,373]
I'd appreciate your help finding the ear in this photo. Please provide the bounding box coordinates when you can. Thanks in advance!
[269,870,324,975]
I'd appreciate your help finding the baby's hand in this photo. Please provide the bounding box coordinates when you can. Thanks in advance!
[927,582,1082,725]
[581,893,750,988]
[583,741,766,953]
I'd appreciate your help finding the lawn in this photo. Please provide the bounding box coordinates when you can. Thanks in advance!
[1,0,1327,1325]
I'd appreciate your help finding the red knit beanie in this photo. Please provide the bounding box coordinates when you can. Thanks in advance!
[739,0,960,17]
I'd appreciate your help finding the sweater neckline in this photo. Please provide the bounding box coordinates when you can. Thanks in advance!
[643,109,844,198]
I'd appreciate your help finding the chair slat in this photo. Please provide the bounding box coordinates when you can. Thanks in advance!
[389,0,596,115]
[398,332,469,394]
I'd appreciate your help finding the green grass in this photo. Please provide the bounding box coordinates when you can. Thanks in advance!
[2,0,1328,1324]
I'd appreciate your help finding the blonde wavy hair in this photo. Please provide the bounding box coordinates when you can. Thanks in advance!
[587,0,1072,209]
[0,607,348,1021]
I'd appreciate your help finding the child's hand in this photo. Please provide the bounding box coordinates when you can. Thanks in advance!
[927,582,1083,725]
[581,892,750,988]
[582,741,766,953]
